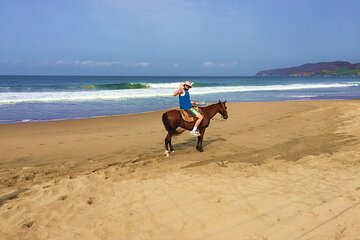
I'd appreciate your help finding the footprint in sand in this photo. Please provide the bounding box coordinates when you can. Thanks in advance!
[22,221,34,229]
[58,194,69,200]
[87,197,94,205]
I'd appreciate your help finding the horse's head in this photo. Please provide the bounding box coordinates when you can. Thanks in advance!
[218,100,228,119]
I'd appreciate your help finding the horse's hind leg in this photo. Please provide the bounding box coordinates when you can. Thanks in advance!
[164,132,172,157]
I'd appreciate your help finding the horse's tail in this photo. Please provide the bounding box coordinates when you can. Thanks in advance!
[162,112,185,135]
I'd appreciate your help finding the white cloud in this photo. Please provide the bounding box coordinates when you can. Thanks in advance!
[202,61,237,68]
[55,60,68,65]
[36,60,123,66]
[134,62,149,67]
[96,61,123,66]
[74,60,123,66]
[34,59,153,68]
[173,63,180,67]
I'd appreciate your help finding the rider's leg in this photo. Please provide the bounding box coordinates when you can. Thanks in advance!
[188,108,203,136]
[194,113,203,129]
[192,113,203,134]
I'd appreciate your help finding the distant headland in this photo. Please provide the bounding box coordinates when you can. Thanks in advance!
[256,61,360,77]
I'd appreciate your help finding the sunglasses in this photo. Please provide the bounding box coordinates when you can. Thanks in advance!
[184,85,192,88]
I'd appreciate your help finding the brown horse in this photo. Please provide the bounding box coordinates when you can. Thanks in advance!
[162,100,228,156]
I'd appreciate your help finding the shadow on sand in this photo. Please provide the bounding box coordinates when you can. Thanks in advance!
[172,137,227,151]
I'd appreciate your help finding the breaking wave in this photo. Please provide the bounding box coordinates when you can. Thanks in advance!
[0,82,358,105]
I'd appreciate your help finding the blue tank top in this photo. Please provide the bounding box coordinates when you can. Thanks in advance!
[179,90,192,110]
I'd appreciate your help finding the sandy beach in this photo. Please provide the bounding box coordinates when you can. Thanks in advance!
[1,100,360,240]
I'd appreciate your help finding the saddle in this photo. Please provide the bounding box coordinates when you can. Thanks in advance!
[179,106,202,122]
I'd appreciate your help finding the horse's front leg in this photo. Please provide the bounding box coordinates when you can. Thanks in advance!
[196,128,206,152]
[169,135,174,152]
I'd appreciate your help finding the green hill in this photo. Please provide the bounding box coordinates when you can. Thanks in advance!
[256,61,360,77]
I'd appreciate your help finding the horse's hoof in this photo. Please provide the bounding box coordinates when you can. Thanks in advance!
[197,148,204,152]
[164,150,170,157]
[170,149,175,153]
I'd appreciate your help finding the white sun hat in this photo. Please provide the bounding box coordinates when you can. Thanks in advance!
[183,80,193,88]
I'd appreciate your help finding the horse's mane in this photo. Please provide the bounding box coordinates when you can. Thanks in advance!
[199,102,219,110]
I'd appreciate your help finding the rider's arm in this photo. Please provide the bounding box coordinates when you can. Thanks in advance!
[173,84,184,96]
[192,101,205,106]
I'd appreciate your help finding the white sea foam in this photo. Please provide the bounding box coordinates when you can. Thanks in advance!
[344,81,360,87]
[292,95,317,98]
[0,82,358,105]
[147,82,184,88]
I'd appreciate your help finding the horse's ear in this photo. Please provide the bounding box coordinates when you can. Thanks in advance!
[224,100,227,104]
[218,100,221,103]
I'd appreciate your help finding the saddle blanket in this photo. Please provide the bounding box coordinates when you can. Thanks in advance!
[179,106,202,122]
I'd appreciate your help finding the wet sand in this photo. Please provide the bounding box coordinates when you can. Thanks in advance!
[1,100,360,240]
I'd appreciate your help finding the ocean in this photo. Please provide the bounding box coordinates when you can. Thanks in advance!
[0,75,359,124]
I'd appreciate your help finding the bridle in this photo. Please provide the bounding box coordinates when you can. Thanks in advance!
[218,102,228,119]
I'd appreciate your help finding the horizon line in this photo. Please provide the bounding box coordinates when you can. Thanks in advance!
[0,74,257,77]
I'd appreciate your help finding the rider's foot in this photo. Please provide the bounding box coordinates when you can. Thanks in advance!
[190,130,201,137]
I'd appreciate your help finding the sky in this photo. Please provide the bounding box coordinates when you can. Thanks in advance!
[0,0,359,76]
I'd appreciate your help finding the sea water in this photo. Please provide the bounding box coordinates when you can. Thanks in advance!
[0,75,359,124]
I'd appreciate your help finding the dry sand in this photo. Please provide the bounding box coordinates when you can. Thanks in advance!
[1,101,360,240]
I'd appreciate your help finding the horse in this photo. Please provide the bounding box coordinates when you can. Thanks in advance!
[162,100,228,156]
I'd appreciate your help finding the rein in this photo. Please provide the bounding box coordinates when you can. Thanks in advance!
[209,115,226,127]
[199,102,226,126]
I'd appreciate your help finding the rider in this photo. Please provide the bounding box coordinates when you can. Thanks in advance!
[173,81,203,136]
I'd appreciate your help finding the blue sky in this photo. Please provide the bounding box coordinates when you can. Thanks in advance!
[0,0,359,76]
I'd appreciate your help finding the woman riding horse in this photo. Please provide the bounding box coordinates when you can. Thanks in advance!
[162,88,228,157]
[173,81,203,136]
